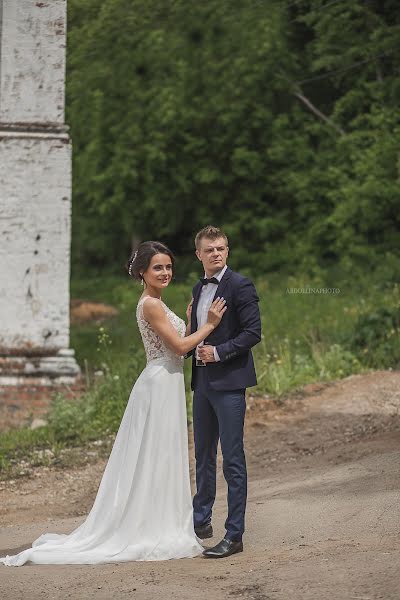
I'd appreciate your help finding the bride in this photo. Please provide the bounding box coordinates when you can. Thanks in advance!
[0,241,226,566]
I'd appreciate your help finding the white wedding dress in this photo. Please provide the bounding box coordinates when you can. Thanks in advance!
[0,296,203,566]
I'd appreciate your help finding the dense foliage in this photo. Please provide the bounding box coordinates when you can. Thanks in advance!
[67,0,400,277]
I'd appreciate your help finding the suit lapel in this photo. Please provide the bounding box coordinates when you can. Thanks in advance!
[191,281,203,331]
[213,266,232,301]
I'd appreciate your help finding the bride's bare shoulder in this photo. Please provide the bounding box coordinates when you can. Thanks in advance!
[141,297,165,319]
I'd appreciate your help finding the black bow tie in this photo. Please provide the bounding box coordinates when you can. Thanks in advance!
[200,276,219,286]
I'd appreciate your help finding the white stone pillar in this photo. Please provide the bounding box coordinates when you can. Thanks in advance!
[0,0,80,387]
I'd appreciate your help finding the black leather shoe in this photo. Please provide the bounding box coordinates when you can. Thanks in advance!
[202,537,243,558]
[194,522,213,539]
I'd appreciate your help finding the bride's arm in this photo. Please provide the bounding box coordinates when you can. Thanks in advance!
[143,297,225,357]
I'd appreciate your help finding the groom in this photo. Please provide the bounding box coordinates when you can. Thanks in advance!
[190,226,261,558]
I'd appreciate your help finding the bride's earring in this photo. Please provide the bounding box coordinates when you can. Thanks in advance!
[140,274,144,287]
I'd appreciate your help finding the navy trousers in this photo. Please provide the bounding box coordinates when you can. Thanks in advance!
[192,367,247,542]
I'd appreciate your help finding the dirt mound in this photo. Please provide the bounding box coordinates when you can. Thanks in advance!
[70,299,118,324]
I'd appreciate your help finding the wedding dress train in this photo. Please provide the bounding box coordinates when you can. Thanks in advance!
[0,296,203,566]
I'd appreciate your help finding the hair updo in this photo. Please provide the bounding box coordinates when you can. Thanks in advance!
[125,241,175,282]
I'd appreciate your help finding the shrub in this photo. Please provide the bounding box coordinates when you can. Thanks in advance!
[348,305,400,368]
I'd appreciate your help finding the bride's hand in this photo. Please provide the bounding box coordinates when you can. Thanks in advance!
[186,298,193,321]
[207,297,227,328]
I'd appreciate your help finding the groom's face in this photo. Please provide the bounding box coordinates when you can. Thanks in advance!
[196,236,229,276]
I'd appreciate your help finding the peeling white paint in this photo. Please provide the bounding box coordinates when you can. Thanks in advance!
[0,1,80,382]
[0,0,66,123]
[0,136,71,351]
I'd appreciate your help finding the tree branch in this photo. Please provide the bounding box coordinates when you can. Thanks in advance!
[293,88,346,136]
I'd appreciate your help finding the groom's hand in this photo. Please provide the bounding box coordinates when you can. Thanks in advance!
[197,345,216,363]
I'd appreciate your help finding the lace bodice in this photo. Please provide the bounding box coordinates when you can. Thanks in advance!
[136,296,186,364]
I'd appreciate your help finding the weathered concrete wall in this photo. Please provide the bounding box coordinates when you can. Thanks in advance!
[0,133,71,352]
[0,0,80,390]
[0,0,66,124]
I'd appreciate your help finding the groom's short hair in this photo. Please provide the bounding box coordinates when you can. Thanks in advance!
[195,226,229,250]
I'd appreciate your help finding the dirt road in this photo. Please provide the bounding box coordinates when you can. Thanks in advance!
[1,370,399,600]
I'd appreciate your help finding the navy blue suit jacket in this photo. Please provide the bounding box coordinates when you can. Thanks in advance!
[190,267,261,391]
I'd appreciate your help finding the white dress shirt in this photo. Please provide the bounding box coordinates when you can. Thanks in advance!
[196,264,227,362]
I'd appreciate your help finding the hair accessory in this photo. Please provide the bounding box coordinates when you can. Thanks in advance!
[128,250,138,276]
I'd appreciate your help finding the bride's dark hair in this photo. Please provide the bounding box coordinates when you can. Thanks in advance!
[126,241,175,282]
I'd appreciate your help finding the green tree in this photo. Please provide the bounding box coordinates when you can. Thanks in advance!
[67,0,400,278]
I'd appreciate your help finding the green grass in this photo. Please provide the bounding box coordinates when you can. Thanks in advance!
[1,271,399,477]
[253,274,399,396]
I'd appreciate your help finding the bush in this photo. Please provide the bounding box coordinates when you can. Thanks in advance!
[347,304,400,368]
